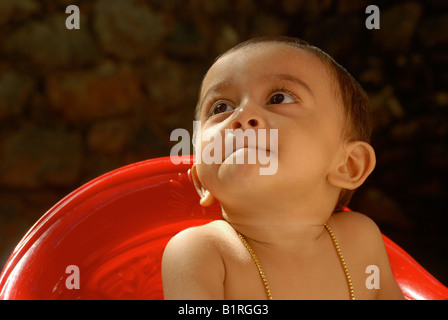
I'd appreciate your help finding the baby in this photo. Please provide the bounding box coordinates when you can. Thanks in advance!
[162,36,404,300]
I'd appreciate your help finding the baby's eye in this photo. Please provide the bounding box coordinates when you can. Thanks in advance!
[268,93,295,105]
[211,103,233,115]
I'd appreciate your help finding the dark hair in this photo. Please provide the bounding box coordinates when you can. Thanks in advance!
[197,36,373,212]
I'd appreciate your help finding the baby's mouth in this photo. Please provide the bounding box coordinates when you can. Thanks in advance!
[223,147,268,165]
[222,137,269,163]
[223,129,274,162]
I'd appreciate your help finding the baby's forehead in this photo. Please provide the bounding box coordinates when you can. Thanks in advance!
[199,42,336,100]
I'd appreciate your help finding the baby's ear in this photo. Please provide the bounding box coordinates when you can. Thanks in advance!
[190,164,216,207]
[327,141,376,190]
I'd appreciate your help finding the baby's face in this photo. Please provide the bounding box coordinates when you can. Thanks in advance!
[194,43,347,209]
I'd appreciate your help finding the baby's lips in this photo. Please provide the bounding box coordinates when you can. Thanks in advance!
[200,127,276,162]
[223,130,273,161]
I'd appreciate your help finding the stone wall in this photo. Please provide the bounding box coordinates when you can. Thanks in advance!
[1,0,447,285]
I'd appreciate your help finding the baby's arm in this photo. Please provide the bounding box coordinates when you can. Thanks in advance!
[162,226,225,299]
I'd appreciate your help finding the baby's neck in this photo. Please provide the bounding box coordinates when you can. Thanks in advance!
[222,205,332,257]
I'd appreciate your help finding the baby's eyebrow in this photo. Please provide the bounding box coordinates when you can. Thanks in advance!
[200,81,233,104]
[274,73,314,97]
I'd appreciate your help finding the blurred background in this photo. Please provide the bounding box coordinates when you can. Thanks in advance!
[0,0,447,286]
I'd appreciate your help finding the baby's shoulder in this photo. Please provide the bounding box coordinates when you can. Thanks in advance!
[171,219,235,241]
[328,211,405,299]
[330,210,381,239]
[163,220,237,258]
[162,220,233,299]
[329,211,385,257]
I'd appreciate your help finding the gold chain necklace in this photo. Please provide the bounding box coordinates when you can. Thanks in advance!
[237,223,355,300]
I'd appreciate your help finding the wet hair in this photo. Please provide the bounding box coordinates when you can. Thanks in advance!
[196,36,373,212]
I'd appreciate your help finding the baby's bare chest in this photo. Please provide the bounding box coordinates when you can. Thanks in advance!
[221,244,376,300]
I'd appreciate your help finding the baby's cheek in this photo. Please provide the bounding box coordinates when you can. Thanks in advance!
[196,163,218,189]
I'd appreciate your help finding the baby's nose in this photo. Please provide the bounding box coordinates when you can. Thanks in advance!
[231,118,258,130]
[229,104,265,130]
